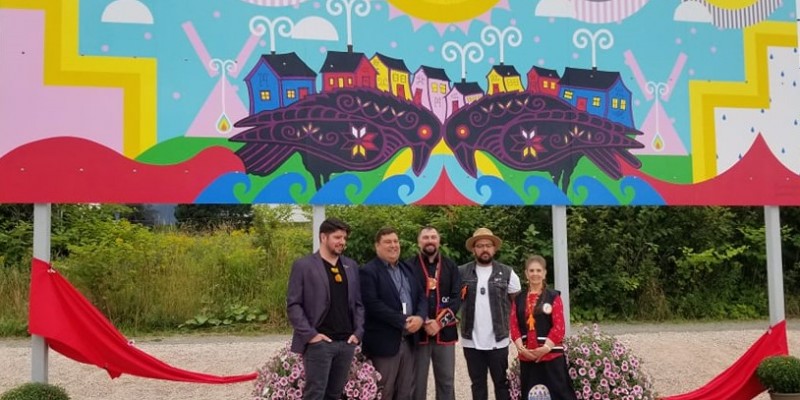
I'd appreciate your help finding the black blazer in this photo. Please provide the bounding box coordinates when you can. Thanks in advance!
[359,257,427,358]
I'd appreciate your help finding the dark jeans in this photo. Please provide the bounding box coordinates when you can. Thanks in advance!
[463,347,510,400]
[302,340,356,400]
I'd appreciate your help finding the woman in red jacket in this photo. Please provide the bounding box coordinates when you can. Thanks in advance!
[509,255,577,400]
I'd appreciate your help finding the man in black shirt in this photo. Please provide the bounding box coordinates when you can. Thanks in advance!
[286,218,364,400]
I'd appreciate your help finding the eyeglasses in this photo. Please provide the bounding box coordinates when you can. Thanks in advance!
[330,267,342,283]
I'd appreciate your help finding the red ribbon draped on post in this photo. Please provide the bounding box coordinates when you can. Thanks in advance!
[28,258,257,383]
[660,319,788,400]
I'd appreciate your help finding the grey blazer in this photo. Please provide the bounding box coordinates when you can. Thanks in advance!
[286,252,364,353]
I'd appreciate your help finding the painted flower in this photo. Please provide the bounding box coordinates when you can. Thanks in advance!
[350,126,378,158]
[521,128,545,158]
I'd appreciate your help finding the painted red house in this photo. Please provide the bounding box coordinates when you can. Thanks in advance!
[319,50,377,92]
[527,66,561,96]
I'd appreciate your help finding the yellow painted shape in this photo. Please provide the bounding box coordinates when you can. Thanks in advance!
[384,148,412,178]
[1,0,157,158]
[431,138,452,156]
[505,77,523,92]
[704,0,760,10]
[388,0,500,23]
[370,57,390,92]
[487,70,503,95]
[475,151,501,177]
[690,21,796,182]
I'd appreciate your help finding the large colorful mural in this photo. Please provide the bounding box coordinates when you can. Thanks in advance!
[0,0,798,205]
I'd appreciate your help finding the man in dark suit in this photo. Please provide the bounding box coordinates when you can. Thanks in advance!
[287,218,364,400]
[360,226,427,400]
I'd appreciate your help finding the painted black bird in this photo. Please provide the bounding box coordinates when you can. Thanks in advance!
[443,92,644,191]
[231,89,442,189]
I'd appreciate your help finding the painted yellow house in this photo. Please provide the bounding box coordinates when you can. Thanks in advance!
[370,53,412,100]
[486,65,523,95]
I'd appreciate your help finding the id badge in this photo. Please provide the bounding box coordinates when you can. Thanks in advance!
[427,277,437,290]
[402,302,407,315]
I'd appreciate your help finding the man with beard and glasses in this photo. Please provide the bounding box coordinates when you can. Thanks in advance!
[286,218,364,400]
[406,226,461,400]
[458,228,521,400]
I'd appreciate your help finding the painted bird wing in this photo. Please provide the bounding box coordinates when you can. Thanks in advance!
[445,92,643,179]
[230,89,441,176]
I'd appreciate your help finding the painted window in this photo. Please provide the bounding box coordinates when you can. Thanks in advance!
[612,98,619,109]
[592,97,601,107]
[564,90,573,100]
[347,77,352,85]
[287,89,296,99]
[328,77,334,86]
[542,81,548,88]
[338,77,344,87]
[260,90,271,101]
[431,83,438,93]
[439,83,446,93]
[620,99,627,110]
[550,81,556,89]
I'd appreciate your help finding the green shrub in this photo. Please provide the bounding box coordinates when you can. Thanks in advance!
[757,355,800,393]
[0,382,70,400]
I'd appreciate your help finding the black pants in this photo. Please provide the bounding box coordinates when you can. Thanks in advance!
[519,356,578,400]
[463,347,510,400]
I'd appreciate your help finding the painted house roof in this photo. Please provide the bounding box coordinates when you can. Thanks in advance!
[319,51,368,73]
[372,52,410,72]
[419,66,451,82]
[452,81,484,96]
[560,67,620,90]
[530,66,560,79]
[254,52,316,78]
[490,65,521,77]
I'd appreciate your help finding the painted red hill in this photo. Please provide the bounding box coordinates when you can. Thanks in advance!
[415,169,477,205]
[0,137,244,203]
[621,135,800,205]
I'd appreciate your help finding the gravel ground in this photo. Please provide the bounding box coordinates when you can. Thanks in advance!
[1,320,798,399]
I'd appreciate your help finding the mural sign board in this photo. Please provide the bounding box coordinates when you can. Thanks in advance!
[0,0,798,205]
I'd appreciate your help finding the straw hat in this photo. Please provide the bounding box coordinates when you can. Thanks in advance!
[465,227,502,251]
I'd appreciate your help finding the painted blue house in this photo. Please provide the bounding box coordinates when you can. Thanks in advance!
[558,67,634,128]
[244,52,317,114]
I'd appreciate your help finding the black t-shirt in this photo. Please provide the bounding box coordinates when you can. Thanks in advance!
[316,258,353,341]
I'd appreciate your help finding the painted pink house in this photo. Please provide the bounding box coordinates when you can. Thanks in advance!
[411,66,451,123]
[445,81,484,120]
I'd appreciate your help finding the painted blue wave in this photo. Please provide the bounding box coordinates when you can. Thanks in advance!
[478,176,524,205]
[364,175,416,204]
[571,176,619,205]
[310,174,362,204]
[524,176,570,205]
[620,176,665,205]
[252,173,308,203]
[194,172,251,203]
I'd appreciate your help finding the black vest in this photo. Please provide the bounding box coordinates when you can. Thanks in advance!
[514,288,558,346]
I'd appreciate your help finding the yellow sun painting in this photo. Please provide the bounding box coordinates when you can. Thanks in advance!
[386,0,508,33]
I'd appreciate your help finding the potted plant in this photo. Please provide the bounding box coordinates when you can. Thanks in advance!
[0,382,70,400]
[757,355,800,399]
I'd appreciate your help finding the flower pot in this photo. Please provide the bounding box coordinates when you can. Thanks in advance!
[770,393,800,400]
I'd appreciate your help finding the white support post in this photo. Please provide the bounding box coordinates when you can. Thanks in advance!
[32,203,51,383]
[312,206,326,252]
[552,205,571,335]
[764,206,785,326]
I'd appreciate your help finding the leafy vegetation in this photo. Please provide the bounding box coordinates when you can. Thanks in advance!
[0,382,70,400]
[1,204,799,336]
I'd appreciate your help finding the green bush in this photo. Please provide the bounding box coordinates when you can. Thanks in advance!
[0,382,70,400]
[757,355,800,393]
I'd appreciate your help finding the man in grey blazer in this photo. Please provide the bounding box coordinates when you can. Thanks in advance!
[287,218,364,400]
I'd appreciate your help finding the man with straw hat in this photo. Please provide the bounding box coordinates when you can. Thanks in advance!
[459,227,521,400]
